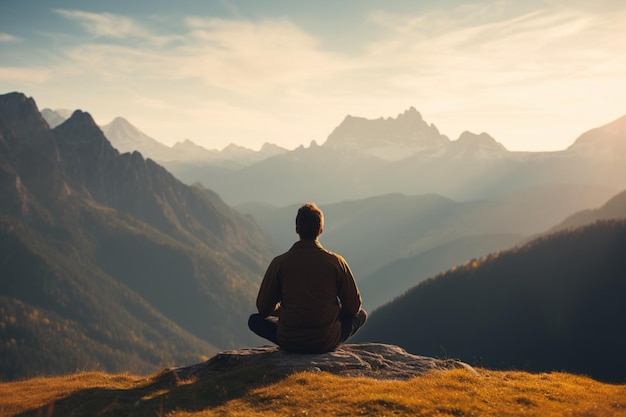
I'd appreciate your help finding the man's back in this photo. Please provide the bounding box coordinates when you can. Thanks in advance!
[257,240,361,352]
[249,203,366,353]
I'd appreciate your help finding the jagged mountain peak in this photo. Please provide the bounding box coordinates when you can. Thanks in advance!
[323,107,449,161]
[456,131,507,150]
[442,131,509,161]
[0,91,37,113]
[0,92,59,160]
[101,116,168,156]
[102,116,149,140]
[172,139,206,150]
[0,92,49,137]
[52,109,122,196]
[107,116,137,131]
[41,109,66,129]
[40,108,74,128]
[55,110,114,149]
[68,109,95,124]
[395,106,424,122]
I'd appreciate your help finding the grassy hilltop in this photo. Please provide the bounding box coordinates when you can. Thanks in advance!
[1,366,625,417]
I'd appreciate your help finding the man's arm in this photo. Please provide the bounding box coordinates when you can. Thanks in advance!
[337,257,362,316]
[256,258,281,317]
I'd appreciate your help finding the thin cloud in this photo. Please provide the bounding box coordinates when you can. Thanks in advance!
[180,17,352,91]
[360,4,626,97]
[393,6,617,61]
[55,9,144,38]
[54,9,178,47]
[0,33,21,43]
[56,16,352,95]
[0,67,50,83]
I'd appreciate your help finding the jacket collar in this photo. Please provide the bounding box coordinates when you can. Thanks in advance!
[290,239,323,250]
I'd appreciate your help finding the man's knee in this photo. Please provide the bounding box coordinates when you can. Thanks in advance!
[248,313,279,345]
[248,313,260,331]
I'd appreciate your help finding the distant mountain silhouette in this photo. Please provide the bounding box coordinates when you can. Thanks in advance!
[567,114,626,156]
[40,108,71,129]
[354,219,626,382]
[551,188,626,231]
[323,107,450,161]
[101,116,181,160]
[238,185,615,288]
[45,105,626,208]
[358,233,522,310]
[0,92,275,380]
[178,109,626,206]
[42,109,289,167]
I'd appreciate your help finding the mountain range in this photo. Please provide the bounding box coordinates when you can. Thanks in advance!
[171,108,626,206]
[0,92,275,380]
[5,91,626,383]
[44,104,626,209]
[43,109,288,168]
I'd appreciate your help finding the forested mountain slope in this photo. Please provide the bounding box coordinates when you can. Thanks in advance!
[0,92,274,380]
[355,219,626,382]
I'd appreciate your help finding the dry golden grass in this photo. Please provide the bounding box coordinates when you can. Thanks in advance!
[1,368,624,417]
[0,372,147,417]
[210,369,626,417]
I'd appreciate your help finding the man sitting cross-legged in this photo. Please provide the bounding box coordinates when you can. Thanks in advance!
[248,202,367,353]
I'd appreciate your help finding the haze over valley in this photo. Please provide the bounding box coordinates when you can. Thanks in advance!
[42,100,626,309]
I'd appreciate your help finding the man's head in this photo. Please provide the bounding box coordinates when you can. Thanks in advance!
[296,203,324,240]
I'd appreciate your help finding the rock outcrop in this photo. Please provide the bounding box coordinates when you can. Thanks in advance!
[160,343,476,383]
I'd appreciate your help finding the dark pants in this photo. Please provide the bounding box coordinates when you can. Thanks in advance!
[248,309,368,349]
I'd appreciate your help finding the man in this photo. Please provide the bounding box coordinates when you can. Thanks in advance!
[248,203,367,353]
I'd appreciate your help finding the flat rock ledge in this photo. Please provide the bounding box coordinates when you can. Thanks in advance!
[160,343,476,382]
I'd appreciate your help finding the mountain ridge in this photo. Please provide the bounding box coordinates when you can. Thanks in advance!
[179,110,626,206]
[323,107,450,161]
[0,92,275,380]
[567,114,626,156]
[355,218,626,382]
[551,188,626,232]
[44,104,626,208]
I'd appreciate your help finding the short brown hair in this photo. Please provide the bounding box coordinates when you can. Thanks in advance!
[296,203,324,239]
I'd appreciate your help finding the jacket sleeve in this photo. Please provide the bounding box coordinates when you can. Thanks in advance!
[337,256,362,316]
[256,257,282,316]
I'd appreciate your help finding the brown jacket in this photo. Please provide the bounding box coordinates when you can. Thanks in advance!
[256,239,362,353]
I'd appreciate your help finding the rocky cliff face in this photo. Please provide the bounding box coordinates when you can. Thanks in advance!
[0,93,58,158]
[0,92,68,212]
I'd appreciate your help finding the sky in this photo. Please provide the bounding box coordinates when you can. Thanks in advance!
[1,0,625,152]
